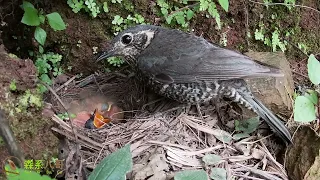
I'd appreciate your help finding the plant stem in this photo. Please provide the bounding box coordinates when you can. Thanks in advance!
[248,0,320,14]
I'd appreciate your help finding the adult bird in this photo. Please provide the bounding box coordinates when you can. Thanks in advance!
[96,25,292,144]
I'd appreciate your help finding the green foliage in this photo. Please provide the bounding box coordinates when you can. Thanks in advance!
[254,23,287,52]
[202,154,222,165]
[85,0,100,17]
[46,12,66,31]
[294,92,317,122]
[34,27,46,46]
[235,116,260,134]
[156,0,228,30]
[307,54,320,85]
[18,90,43,110]
[107,57,124,67]
[111,14,145,33]
[174,170,208,180]
[210,168,227,180]
[10,80,17,91]
[57,112,76,120]
[35,52,63,92]
[88,144,132,180]
[284,0,296,10]
[21,1,66,50]
[5,165,53,180]
[294,55,319,123]
[67,0,84,13]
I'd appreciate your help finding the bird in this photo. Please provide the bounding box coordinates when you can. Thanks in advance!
[96,25,292,144]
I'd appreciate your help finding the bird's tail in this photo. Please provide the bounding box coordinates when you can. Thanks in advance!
[230,91,292,145]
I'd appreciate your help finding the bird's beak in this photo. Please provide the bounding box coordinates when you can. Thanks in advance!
[96,50,115,62]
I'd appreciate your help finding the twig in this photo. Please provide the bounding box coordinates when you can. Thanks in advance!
[248,0,320,14]
[41,82,83,175]
[168,3,199,17]
[54,75,77,93]
[291,70,309,79]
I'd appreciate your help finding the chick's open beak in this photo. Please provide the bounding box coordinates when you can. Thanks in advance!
[96,50,115,62]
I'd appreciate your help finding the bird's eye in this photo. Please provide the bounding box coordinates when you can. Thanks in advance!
[121,34,132,45]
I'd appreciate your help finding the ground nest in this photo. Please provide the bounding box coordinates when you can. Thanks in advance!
[47,67,288,180]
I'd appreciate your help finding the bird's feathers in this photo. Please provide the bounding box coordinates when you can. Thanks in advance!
[241,94,292,144]
[137,26,283,84]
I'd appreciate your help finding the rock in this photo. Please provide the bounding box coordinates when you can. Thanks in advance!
[245,52,294,113]
[285,126,320,180]
[304,150,320,180]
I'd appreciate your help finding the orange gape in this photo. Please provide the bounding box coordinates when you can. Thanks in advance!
[92,109,112,128]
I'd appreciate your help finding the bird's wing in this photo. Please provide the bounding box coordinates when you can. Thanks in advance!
[138,44,283,84]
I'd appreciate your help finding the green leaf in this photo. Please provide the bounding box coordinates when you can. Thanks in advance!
[233,133,250,140]
[88,144,132,180]
[305,90,318,105]
[294,96,316,122]
[202,154,222,165]
[235,116,260,134]
[103,2,109,12]
[5,165,53,180]
[307,54,320,85]
[161,7,168,16]
[207,2,221,29]
[112,15,124,25]
[214,129,232,143]
[21,7,40,26]
[39,14,45,23]
[218,0,229,12]
[186,9,194,20]
[34,27,47,46]
[39,45,44,54]
[210,168,227,180]
[254,29,264,41]
[166,15,174,24]
[46,12,66,31]
[174,12,185,25]
[40,74,52,85]
[9,80,17,91]
[174,170,208,180]
[199,0,209,11]
[21,1,35,10]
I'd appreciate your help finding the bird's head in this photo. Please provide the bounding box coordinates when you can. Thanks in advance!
[96,25,158,62]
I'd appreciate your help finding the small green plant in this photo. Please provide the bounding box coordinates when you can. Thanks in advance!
[157,0,229,30]
[254,23,287,52]
[111,14,145,33]
[35,52,63,92]
[21,1,66,53]
[294,54,320,122]
[9,80,17,91]
[67,0,100,17]
[18,90,43,110]
[57,112,76,120]
[107,57,124,67]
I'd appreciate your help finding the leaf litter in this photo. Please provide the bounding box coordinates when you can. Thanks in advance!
[47,67,289,180]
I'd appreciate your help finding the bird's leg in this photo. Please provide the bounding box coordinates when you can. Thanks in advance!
[211,97,222,121]
[196,103,204,120]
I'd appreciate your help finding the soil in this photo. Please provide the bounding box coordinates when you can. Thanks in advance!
[0,0,319,179]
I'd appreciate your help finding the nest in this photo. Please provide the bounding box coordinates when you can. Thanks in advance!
[47,67,288,180]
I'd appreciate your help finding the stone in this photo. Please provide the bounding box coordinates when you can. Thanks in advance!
[244,51,295,113]
[285,126,320,180]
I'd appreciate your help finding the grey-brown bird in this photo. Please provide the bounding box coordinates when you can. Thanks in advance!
[96,25,292,144]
